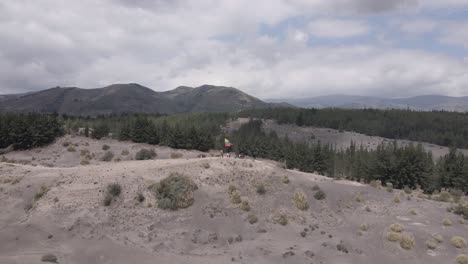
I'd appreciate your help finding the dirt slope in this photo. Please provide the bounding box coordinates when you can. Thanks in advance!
[0,137,467,264]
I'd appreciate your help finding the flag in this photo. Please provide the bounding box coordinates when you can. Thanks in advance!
[224,138,233,147]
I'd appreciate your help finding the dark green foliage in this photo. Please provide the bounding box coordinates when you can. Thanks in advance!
[135,148,157,160]
[102,144,110,150]
[41,254,58,263]
[0,113,63,150]
[239,107,468,149]
[91,123,110,139]
[453,204,468,219]
[151,173,198,210]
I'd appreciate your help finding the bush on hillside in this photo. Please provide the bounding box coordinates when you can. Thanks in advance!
[135,148,157,160]
[151,173,198,210]
[101,151,114,161]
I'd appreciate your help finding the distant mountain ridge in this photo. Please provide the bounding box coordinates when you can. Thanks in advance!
[267,94,468,112]
[0,83,274,116]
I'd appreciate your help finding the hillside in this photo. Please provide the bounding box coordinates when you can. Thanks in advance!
[267,94,468,112]
[0,84,271,115]
[0,136,467,264]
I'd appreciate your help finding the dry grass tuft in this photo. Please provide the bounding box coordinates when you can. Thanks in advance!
[393,194,401,203]
[360,223,369,231]
[425,239,438,250]
[247,213,258,224]
[230,191,242,204]
[293,191,309,210]
[240,200,251,211]
[432,234,444,243]
[282,176,290,184]
[355,194,364,203]
[400,233,416,250]
[386,232,401,242]
[389,223,404,233]
[443,218,453,226]
[457,254,468,264]
[151,173,198,210]
[451,236,467,248]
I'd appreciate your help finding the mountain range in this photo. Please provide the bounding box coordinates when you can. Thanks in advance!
[0,84,274,116]
[266,94,468,112]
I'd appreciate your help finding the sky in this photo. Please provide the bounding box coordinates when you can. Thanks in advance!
[1,0,468,99]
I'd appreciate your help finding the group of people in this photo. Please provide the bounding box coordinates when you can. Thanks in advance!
[220,150,244,159]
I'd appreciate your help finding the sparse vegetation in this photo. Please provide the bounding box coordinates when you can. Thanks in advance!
[228,185,237,195]
[438,191,452,202]
[365,205,371,212]
[404,186,412,194]
[102,144,110,150]
[409,209,417,215]
[80,159,90,165]
[121,149,129,155]
[67,145,76,152]
[151,173,198,210]
[314,189,326,200]
[457,254,468,264]
[453,204,468,219]
[41,253,58,263]
[170,152,183,159]
[240,200,251,211]
[393,194,401,203]
[400,233,416,250]
[104,183,121,206]
[247,213,258,224]
[34,185,49,201]
[336,241,349,254]
[425,239,438,250]
[230,191,242,204]
[355,194,364,203]
[275,212,288,226]
[293,191,309,210]
[451,236,467,248]
[135,148,157,160]
[389,223,404,233]
[312,184,321,191]
[282,176,290,184]
[202,162,210,169]
[101,151,114,161]
[443,218,453,226]
[432,234,444,243]
[135,193,145,203]
[370,180,379,188]
[386,232,401,242]
[360,223,369,231]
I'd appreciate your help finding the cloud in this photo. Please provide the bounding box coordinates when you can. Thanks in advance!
[0,0,468,98]
[308,19,370,38]
[440,20,468,48]
[398,19,437,34]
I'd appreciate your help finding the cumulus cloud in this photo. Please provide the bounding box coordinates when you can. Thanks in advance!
[0,0,467,98]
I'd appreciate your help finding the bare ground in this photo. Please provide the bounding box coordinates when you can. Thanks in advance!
[0,136,467,264]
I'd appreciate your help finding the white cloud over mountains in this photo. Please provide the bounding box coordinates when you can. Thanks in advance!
[0,0,467,98]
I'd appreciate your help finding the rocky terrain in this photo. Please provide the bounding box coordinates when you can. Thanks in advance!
[0,136,467,264]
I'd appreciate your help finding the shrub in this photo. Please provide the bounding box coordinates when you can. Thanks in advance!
[389,223,404,233]
[336,241,349,253]
[312,184,321,191]
[80,159,90,165]
[282,176,290,184]
[386,182,393,192]
[443,218,452,226]
[230,191,242,204]
[256,184,266,195]
[386,232,401,242]
[247,213,258,224]
[314,190,326,200]
[101,151,114,162]
[102,144,110,150]
[365,205,371,212]
[240,200,251,211]
[62,141,70,147]
[41,254,58,263]
[67,145,76,152]
[202,162,210,169]
[34,185,49,201]
[425,239,437,250]
[151,173,198,210]
[360,223,369,231]
[80,149,90,156]
[170,152,183,159]
[432,234,444,243]
[135,149,157,160]
[228,185,237,195]
[457,254,468,264]
[393,195,401,203]
[451,236,467,248]
[355,194,364,203]
[121,149,130,156]
[450,189,463,203]
[293,191,309,210]
[400,233,416,250]
[404,186,412,194]
[107,183,121,197]
[409,209,417,215]
[275,212,288,226]
[438,191,452,202]
[453,204,468,219]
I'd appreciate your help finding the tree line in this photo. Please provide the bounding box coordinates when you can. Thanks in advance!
[239,107,468,148]
[0,113,63,150]
[230,119,468,193]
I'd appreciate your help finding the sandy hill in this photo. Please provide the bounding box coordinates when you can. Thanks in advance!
[0,136,467,264]
[0,84,271,116]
